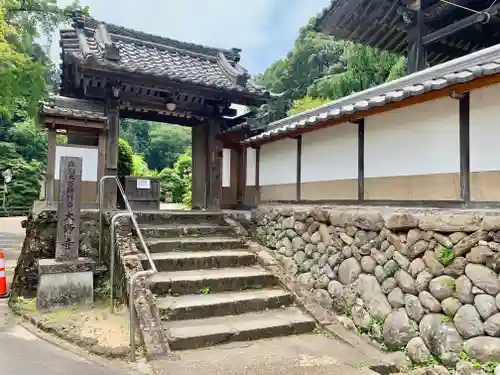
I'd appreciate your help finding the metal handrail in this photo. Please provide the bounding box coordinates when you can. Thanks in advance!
[98,175,158,362]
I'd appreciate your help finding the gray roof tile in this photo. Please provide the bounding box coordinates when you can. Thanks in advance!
[39,96,106,121]
[60,18,270,100]
[242,43,500,145]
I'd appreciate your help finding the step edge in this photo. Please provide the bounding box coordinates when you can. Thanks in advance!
[150,267,273,281]
[146,237,243,244]
[156,289,292,309]
[164,309,316,339]
[137,250,255,260]
[137,224,232,229]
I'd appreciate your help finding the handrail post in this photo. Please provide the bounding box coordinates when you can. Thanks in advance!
[129,269,154,362]
[98,174,158,362]
[109,212,132,313]
[98,175,112,267]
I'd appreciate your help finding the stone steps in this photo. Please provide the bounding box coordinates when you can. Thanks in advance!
[136,211,227,226]
[164,307,316,350]
[135,250,256,271]
[127,211,316,353]
[144,237,245,253]
[149,267,277,295]
[156,288,294,321]
[135,223,236,238]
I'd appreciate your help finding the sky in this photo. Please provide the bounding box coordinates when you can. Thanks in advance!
[49,0,332,75]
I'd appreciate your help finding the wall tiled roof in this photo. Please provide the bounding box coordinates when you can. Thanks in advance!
[39,96,107,121]
[242,43,500,145]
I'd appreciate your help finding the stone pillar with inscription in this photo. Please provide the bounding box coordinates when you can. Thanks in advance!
[37,157,96,310]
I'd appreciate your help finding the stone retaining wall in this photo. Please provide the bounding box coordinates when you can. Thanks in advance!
[10,209,109,299]
[253,207,500,366]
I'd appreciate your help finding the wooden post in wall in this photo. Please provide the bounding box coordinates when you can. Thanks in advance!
[459,93,470,203]
[46,127,57,203]
[206,117,223,211]
[296,135,302,201]
[255,147,260,205]
[358,119,365,202]
[236,146,247,207]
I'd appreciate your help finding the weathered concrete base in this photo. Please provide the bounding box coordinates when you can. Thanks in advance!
[36,258,95,310]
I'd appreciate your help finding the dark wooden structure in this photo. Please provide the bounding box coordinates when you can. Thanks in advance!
[123,176,160,210]
[56,11,272,210]
[314,0,500,72]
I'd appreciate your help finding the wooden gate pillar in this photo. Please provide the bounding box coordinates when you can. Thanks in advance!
[103,86,120,209]
[191,123,207,210]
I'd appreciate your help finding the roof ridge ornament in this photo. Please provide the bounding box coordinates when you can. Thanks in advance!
[217,51,248,86]
[71,9,86,30]
[94,23,120,62]
[71,9,93,59]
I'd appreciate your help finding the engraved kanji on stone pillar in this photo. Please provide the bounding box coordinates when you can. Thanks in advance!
[55,157,82,261]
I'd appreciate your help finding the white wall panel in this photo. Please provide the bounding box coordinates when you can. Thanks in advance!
[222,148,231,187]
[301,122,358,182]
[470,83,500,172]
[364,97,459,178]
[246,148,256,186]
[55,145,98,181]
[259,138,297,185]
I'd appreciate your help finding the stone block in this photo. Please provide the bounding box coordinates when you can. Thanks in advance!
[36,257,95,310]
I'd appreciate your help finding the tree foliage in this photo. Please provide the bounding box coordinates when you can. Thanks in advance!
[0,0,83,213]
[157,147,192,205]
[255,18,407,116]
[117,138,133,178]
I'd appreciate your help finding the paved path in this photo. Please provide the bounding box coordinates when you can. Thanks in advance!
[151,334,378,375]
[0,299,138,375]
[0,216,25,263]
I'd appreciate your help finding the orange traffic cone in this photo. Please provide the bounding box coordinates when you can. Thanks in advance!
[0,251,9,298]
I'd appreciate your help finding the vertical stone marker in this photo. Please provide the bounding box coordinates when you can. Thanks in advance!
[56,157,82,261]
[37,156,95,310]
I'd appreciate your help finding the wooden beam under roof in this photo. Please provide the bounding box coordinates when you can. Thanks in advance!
[422,3,500,45]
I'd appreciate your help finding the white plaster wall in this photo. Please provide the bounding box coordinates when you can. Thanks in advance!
[222,148,231,187]
[55,145,98,181]
[259,138,297,185]
[301,122,358,182]
[246,148,256,186]
[470,83,500,172]
[364,97,460,178]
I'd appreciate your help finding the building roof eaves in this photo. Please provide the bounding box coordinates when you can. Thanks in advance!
[39,95,107,122]
[242,43,500,146]
[71,52,271,101]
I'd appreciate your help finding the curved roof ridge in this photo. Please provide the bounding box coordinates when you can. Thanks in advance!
[83,17,241,61]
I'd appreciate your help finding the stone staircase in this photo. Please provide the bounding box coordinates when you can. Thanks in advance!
[133,211,316,351]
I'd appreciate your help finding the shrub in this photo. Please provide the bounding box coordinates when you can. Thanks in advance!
[117,138,133,178]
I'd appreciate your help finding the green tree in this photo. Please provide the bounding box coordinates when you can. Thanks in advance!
[0,0,84,115]
[0,142,43,212]
[0,0,84,214]
[145,125,191,170]
[120,119,151,156]
[117,138,133,178]
[256,19,406,120]
[131,154,156,177]
[307,43,405,99]
[157,147,192,205]
[288,96,332,115]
